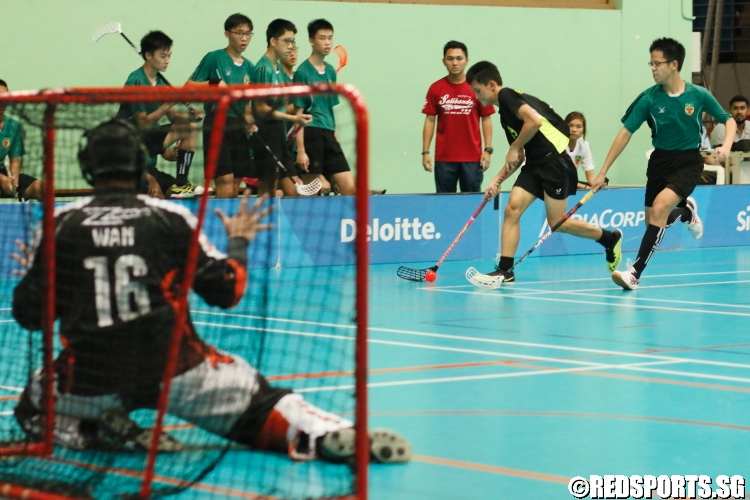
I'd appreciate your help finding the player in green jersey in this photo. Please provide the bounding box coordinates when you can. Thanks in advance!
[294,19,356,196]
[253,19,313,197]
[593,38,736,290]
[0,79,43,202]
[276,46,309,197]
[116,31,203,199]
[186,13,257,199]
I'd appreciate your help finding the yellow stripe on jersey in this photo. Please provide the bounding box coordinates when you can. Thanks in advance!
[539,116,569,154]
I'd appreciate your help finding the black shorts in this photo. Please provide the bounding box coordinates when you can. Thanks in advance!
[140,124,172,156]
[514,152,578,200]
[204,116,255,180]
[303,127,350,177]
[0,167,37,200]
[252,119,292,181]
[143,165,176,195]
[645,148,703,207]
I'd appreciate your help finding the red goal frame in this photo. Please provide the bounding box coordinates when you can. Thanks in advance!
[0,84,370,500]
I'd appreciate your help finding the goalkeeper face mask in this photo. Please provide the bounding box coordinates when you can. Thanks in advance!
[78,119,147,186]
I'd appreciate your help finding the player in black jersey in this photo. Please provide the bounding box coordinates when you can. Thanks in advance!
[11,119,410,463]
[465,61,622,284]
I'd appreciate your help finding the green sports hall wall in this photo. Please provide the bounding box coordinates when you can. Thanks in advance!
[0,0,693,194]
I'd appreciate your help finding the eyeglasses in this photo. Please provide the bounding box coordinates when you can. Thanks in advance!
[278,37,297,47]
[230,31,253,39]
[647,60,673,68]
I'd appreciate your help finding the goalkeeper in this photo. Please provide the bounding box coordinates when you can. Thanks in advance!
[11,119,410,464]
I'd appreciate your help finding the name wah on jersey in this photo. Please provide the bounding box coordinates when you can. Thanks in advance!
[737,206,750,231]
[340,218,441,243]
[538,209,646,236]
[92,226,135,247]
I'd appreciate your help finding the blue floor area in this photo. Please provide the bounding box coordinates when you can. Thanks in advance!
[2,245,750,498]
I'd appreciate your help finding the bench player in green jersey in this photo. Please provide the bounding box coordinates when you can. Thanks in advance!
[116,31,204,199]
[276,46,309,196]
[293,19,356,196]
[186,13,257,199]
[465,62,622,284]
[253,19,313,197]
[0,79,43,202]
[593,38,736,290]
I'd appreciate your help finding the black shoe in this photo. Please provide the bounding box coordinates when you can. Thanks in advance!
[487,266,515,283]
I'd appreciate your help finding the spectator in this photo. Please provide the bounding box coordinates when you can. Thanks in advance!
[565,112,596,190]
[422,41,494,193]
[710,95,750,146]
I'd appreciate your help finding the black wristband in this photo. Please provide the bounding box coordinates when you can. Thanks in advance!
[208,78,222,86]
[227,237,249,266]
[421,151,430,155]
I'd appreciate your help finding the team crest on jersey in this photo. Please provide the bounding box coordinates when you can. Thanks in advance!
[575,155,582,165]
[1,139,9,148]
[685,104,695,116]
[243,75,250,85]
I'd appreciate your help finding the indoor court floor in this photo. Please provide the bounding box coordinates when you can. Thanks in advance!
[2,244,750,499]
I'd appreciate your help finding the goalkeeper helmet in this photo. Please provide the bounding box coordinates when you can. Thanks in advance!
[78,119,147,186]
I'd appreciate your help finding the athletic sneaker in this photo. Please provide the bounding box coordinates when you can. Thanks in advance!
[611,259,639,290]
[319,427,412,464]
[684,196,704,240]
[14,391,96,450]
[605,229,623,272]
[487,266,515,284]
[97,410,183,453]
[172,182,213,199]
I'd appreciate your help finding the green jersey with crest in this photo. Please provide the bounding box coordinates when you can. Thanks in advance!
[254,55,287,114]
[116,67,169,127]
[293,59,339,132]
[622,82,731,151]
[0,115,24,162]
[190,49,254,118]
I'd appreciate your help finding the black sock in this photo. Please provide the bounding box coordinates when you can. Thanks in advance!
[632,224,665,278]
[175,149,194,186]
[499,256,514,272]
[666,206,690,227]
[596,229,615,248]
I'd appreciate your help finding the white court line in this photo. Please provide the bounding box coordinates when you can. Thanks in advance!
[193,321,630,369]
[428,287,750,318]
[432,269,750,288]
[505,286,750,309]
[0,411,14,416]
[0,385,23,393]
[192,311,750,370]
[294,359,683,392]
[192,320,750,389]
[505,279,750,296]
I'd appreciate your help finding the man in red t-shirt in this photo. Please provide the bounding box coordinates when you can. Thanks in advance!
[422,41,495,193]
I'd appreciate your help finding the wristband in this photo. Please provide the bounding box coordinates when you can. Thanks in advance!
[421,151,429,155]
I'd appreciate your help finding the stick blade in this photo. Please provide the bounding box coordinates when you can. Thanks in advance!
[397,266,431,282]
[92,22,122,42]
[295,177,322,196]
[334,45,348,72]
[466,267,503,289]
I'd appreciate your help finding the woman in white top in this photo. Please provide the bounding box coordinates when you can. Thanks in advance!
[565,111,596,190]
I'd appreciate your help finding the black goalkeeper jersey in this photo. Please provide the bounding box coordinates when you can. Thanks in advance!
[13,191,248,400]
[497,87,570,165]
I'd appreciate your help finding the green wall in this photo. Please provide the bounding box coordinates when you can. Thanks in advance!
[0,0,693,193]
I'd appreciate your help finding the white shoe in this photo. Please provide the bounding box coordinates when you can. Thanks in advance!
[611,259,639,290]
[684,197,703,240]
